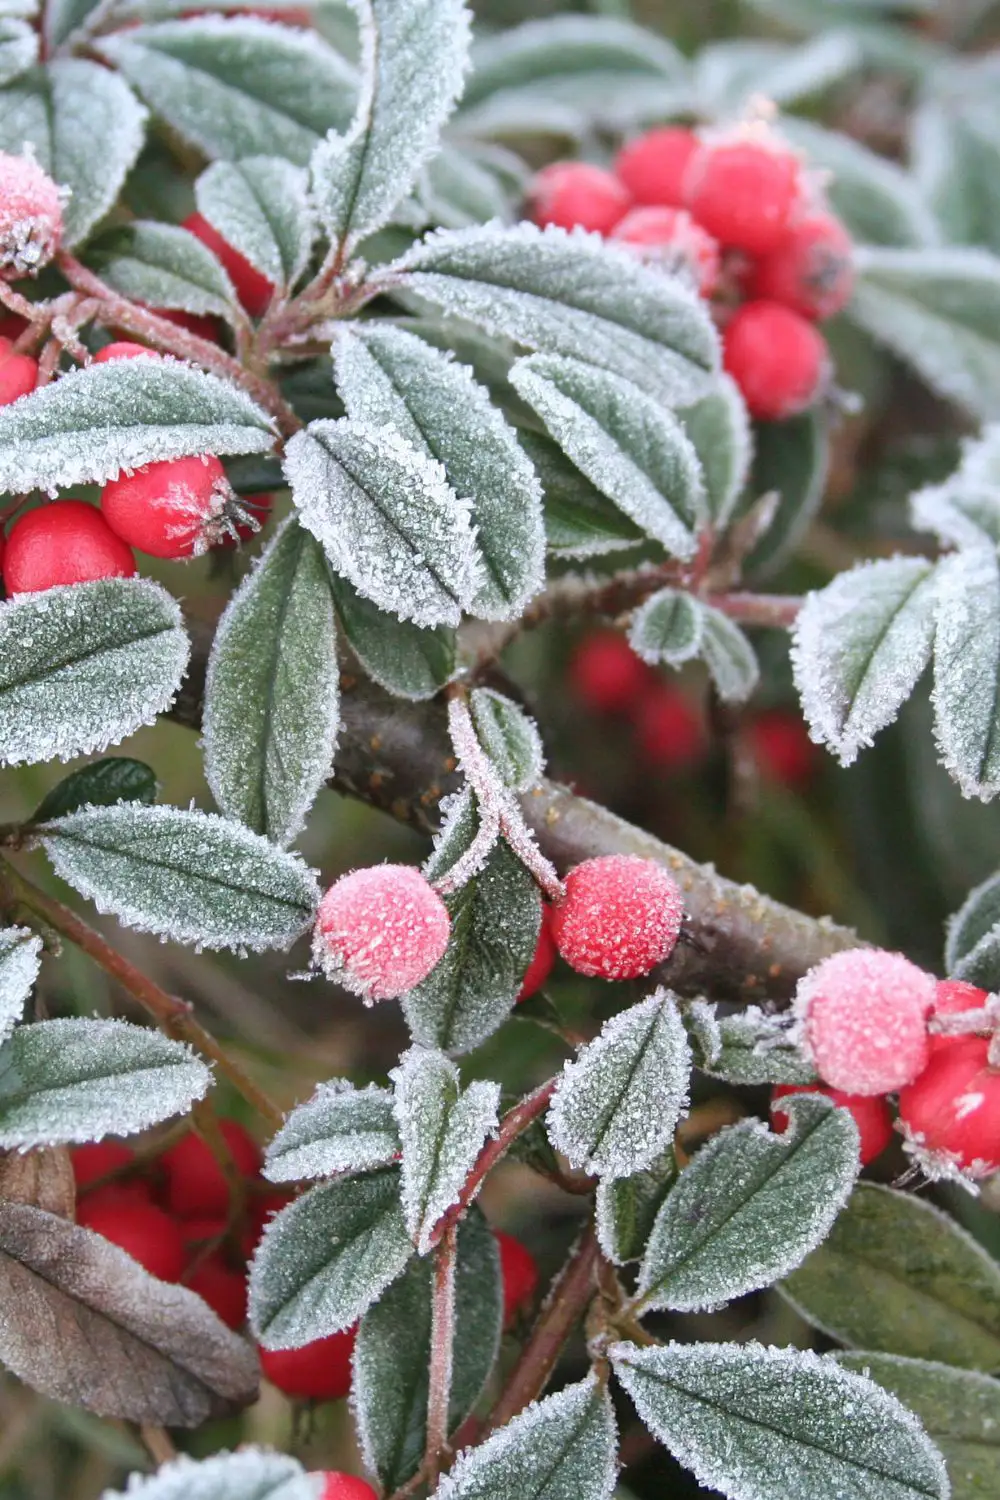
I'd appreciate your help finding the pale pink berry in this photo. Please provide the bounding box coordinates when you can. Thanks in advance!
[551,854,684,981]
[312,864,450,1002]
[0,153,63,280]
[793,948,934,1096]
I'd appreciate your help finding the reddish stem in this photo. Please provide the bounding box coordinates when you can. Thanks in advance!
[425,1221,459,1487]
[706,592,802,629]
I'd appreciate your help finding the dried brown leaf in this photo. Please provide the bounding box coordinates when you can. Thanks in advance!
[0,1147,75,1218]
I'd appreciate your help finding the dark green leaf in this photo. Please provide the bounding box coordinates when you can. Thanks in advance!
[329,571,456,701]
[946,870,1000,989]
[32,759,158,824]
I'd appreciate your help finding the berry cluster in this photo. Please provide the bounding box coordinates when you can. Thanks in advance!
[529,122,853,422]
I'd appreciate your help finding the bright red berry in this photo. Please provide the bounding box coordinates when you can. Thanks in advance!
[259,1326,357,1402]
[0,336,37,404]
[723,300,829,421]
[898,1036,1000,1181]
[794,948,935,1096]
[71,1141,135,1192]
[569,630,650,716]
[0,152,63,279]
[3,501,136,595]
[313,1475,378,1500]
[684,134,803,255]
[528,162,632,235]
[242,1187,294,1257]
[187,1254,247,1329]
[748,709,819,790]
[160,1120,262,1219]
[771,1083,893,1166]
[93,341,152,363]
[100,454,232,559]
[495,1229,538,1328]
[749,213,854,322]
[612,205,720,296]
[183,212,274,319]
[614,127,700,208]
[77,1198,186,1281]
[633,682,707,770]
[551,854,684,981]
[179,1214,227,1258]
[927,979,992,1055]
[517,905,556,1003]
[158,307,219,342]
[312,864,451,1002]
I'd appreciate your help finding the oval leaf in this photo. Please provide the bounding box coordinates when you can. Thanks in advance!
[678,377,752,530]
[783,117,940,248]
[520,428,643,560]
[702,1007,817,1086]
[100,1450,317,1500]
[933,543,1000,800]
[195,156,314,289]
[470,688,544,792]
[630,589,704,667]
[329,570,456,701]
[264,1080,399,1184]
[946,869,1000,989]
[32,758,158,824]
[0,928,40,1044]
[745,410,829,579]
[699,605,760,705]
[86,221,238,322]
[596,1149,678,1267]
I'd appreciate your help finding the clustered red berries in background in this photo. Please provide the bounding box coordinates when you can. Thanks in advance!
[529,121,853,422]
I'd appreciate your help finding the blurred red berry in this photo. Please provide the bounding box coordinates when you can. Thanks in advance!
[183,212,274,318]
[160,1120,262,1219]
[684,136,803,255]
[748,709,819,789]
[517,904,556,1002]
[612,206,720,296]
[569,630,650,716]
[0,312,27,339]
[179,1215,227,1261]
[749,213,854,322]
[633,681,707,769]
[93,341,152,363]
[77,1199,186,1281]
[157,307,220,342]
[3,501,136,595]
[314,1475,378,1500]
[0,335,37,404]
[898,1036,1000,1181]
[495,1230,538,1328]
[71,1141,135,1192]
[614,127,699,208]
[771,1083,893,1166]
[724,300,829,421]
[101,454,231,559]
[528,162,631,235]
[243,1188,294,1256]
[187,1254,247,1328]
[259,1326,357,1401]
[81,1182,156,1214]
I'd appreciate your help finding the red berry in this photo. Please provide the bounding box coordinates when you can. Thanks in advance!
[242,1187,294,1257]
[748,709,819,789]
[313,1475,378,1500]
[551,854,684,981]
[312,864,451,1002]
[771,1083,893,1166]
[495,1230,538,1328]
[71,1141,135,1192]
[723,301,829,421]
[179,1215,227,1260]
[750,213,854,322]
[684,135,803,255]
[528,162,632,235]
[158,307,219,342]
[183,212,274,319]
[928,979,991,1055]
[633,682,707,770]
[794,948,935,1096]
[160,1119,262,1219]
[611,206,720,296]
[569,630,650,716]
[0,312,28,339]
[77,1199,186,1281]
[259,1326,357,1402]
[93,341,152,363]
[614,127,700,208]
[0,336,37,404]
[898,1036,1000,1181]
[517,904,556,1003]
[100,454,231,559]
[0,152,63,279]
[187,1254,247,1328]
[3,501,136,595]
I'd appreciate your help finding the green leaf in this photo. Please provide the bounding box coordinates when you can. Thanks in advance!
[911,427,1000,548]
[0,1018,211,1148]
[745,412,830,579]
[86,221,237,323]
[780,1182,1000,1369]
[946,870,1000,990]
[631,591,759,702]
[911,95,1000,256]
[703,1008,818,1086]
[518,428,642,560]
[0,359,275,494]
[637,1094,859,1313]
[32,759,158,824]
[328,571,456,701]
[354,1208,502,1493]
[0,19,36,87]
[98,1450,316,1500]
[470,688,543,792]
[195,157,314,290]
[418,141,522,229]
[98,17,356,166]
[595,1149,677,1266]
[204,519,340,847]
[933,544,1000,801]
[782,117,939,248]
[0,928,40,1044]
[263,1080,399,1184]
[40,803,319,953]
[611,1339,949,1500]
[0,579,189,768]
[248,1168,412,1348]
[699,606,760,706]
[0,60,146,247]
[678,377,752,530]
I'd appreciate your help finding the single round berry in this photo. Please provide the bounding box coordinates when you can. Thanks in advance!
[569,630,650,716]
[93,341,152,363]
[313,1475,378,1500]
[517,905,556,1003]
[71,1141,135,1192]
[551,854,684,981]
[794,948,935,1096]
[633,682,707,770]
[528,162,632,235]
[312,864,451,1002]
[186,1254,247,1328]
[160,1119,262,1219]
[771,1083,893,1166]
[723,300,829,421]
[158,307,220,342]
[611,206,720,296]
[750,213,854,322]
[683,136,803,255]
[0,152,63,279]
[183,212,275,319]
[0,336,37,404]
[928,979,991,1055]
[614,127,700,208]
[898,1036,1000,1180]
[748,709,819,789]
[3,501,137,595]
[495,1230,538,1329]
[77,1199,186,1281]
[100,454,231,559]
[259,1326,357,1402]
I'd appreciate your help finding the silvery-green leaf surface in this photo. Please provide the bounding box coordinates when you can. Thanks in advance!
[86,221,238,322]
[678,377,752,530]
[327,570,456,700]
[932,544,1000,800]
[596,1149,678,1266]
[0,929,40,1044]
[469,688,544,792]
[195,157,314,290]
[782,117,939,247]
[946,869,1000,990]
[99,1450,319,1500]
[264,1080,399,1184]
[520,428,644,559]
[0,18,36,85]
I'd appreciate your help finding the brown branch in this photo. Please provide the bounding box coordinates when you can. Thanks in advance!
[425,1221,458,1488]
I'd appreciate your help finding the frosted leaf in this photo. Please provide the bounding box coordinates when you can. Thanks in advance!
[678,376,752,530]
[328,570,456,701]
[0,928,40,1044]
[334,325,544,620]
[432,1375,617,1500]
[0,20,36,87]
[746,410,830,580]
[418,141,520,230]
[596,1148,677,1266]
[637,1093,858,1314]
[911,475,1000,550]
[40,802,319,953]
[470,688,544,792]
[703,1008,817,1087]
[353,1208,501,1491]
[949,422,1000,488]
[98,18,357,167]
[0,1018,211,1149]
[547,989,691,1181]
[99,1449,319,1500]
[781,118,939,249]
[684,998,722,1069]
[630,589,704,668]
[519,428,643,560]
[204,518,339,847]
[791,556,937,766]
[264,1080,399,1184]
[699,606,760,706]
[693,33,859,115]
[391,1046,499,1252]
[283,419,479,629]
[0,579,188,768]
[0,358,275,494]
[87,220,238,322]
[0,59,146,246]
[311,0,472,251]
[32,758,157,823]
[248,1168,412,1348]
[511,355,705,560]
[386,223,718,408]
[933,545,1000,800]
[946,869,1000,990]
[195,157,314,289]
[611,1339,949,1500]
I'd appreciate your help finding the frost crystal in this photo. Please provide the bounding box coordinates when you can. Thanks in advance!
[99,1447,319,1500]
[932,543,1000,800]
[264,1080,399,1184]
[0,927,41,1044]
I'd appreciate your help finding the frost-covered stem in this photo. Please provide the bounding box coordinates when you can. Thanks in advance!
[425,1221,458,1487]
[485,1224,600,1433]
[929,1000,1000,1037]
[705,592,802,629]
[0,859,284,1129]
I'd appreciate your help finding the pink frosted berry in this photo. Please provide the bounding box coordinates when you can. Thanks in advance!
[312,864,450,1002]
[551,854,684,981]
[0,152,63,280]
[794,948,935,1096]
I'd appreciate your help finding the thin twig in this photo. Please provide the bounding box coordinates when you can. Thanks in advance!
[705,592,802,629]
[425,1221,459,1488]
[138,1425,177,1466]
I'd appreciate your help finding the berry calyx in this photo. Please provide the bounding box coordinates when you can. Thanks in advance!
[3,501,136,595]
[77,1199,186,1282]
[723,300,829,421]
[313,1475,378,1500]
[495,1230,538,1328]
[750,213,854,321]
[0,336,37,404]
[614,127,700,208]
[70,1141,135,1192]
[569,630,650,716]
[183,212,275,319]
[259,1326,357,1401]
[186,1254,247,1328]
[928,979,992,1054]
[93,341,152,363]
[219,490,273,549]
[0,152,63,279]
[100,454,237,558]
[528,162,632,235]
[312,864,451,1002]
[517,904,556,1003]
[160,1119,261,1218]
[683,134,803,255]
[771,1083,893,1166]
[633,682,707,770]
[551,854,684,981]
[612,206,720,296]
[748,708,819,789]
[793,948,935,1096]
[898,1036,1000,1181]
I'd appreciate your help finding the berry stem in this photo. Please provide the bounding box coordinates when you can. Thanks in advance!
[425,1220,458,1488]
[706,592,802,628]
